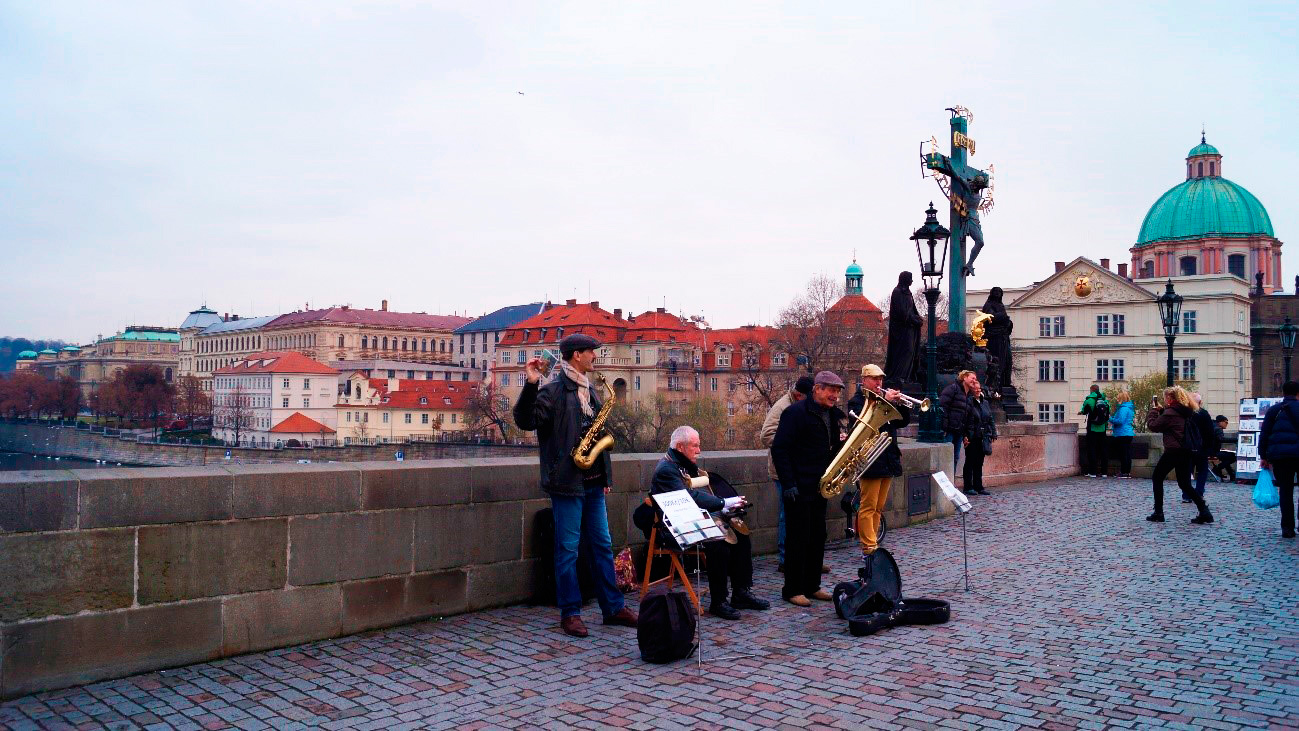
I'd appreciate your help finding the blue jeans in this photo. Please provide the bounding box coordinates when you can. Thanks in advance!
[1193,452,1210,496]
[551,487,624,619]
[773,480,786,563]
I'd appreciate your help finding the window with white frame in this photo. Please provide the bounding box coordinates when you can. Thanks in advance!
[283,378,289,388]
[282,397,289,408]
[634,349,641,364]
[773,352,788,366]
[717,353,731,367]
[1182,311,1197,333]
[422,413,429,424]
[404,413,412,424]
[1037,360,1066,381]
[1096,359,1125,381]
[382,412,389,423]
[1173,359,1196,380]
[303,378,310,389]
[1053,404,1065,422]
[501,373,511,387]
[710,377,718,391]
[303,397,310,408]
[1037,404,1052,423]
[1039,317,1051,337]
[1096,314,1110,335]
[1053,316,1066,336]
[1113,314,1125,335]
[726,401,735,416]
[501,350,512,364]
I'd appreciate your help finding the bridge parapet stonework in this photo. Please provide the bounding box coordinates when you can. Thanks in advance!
[1,447,955,699]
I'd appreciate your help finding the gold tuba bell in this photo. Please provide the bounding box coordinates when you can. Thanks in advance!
[819,391,903,499]
[572,373,616,470]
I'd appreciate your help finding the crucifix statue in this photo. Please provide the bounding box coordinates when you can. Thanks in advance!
[920,106,994,330]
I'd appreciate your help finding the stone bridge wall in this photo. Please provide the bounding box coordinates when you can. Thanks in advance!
[1,445,954,698]
[0,422,531,466]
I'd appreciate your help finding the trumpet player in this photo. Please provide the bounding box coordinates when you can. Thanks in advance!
[851,365,912,566]
[513,333,637,638]
[650,426,770,620]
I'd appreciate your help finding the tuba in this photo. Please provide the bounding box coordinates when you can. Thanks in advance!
[819,391,903,499]
[572,373,616,470]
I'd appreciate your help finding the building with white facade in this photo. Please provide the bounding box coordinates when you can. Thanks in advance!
[969,258,1251,430]
[212,352,340,447]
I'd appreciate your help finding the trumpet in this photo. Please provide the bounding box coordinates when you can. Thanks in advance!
[870,387,930,412]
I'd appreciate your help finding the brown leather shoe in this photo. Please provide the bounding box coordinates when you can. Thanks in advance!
[786,594,812,607]
[560,616,588,637]
[810,589,833,601]
[603,607,638,627]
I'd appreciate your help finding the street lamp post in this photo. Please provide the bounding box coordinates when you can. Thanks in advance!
[911,203,951,443]
[1280,316,1297,384]
[1157,279,1183,387]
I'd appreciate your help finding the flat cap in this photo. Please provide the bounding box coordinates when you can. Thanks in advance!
[861,364,885,377]
[813,370,844,388]
[559,333,601,357]
[794,376,815,395]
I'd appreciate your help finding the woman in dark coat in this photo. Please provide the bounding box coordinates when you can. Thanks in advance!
[962,381,997,495]
[1146,386,1214,524]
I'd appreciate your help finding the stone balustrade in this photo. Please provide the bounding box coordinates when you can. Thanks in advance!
[1,444,954,699]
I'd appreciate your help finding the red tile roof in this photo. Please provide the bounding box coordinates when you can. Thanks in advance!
[358,378,471,409]
[827,294,883,315]
[266,307,472,331]
[270,412,335,434]
[214,352,338,375]
[497,302,710,347]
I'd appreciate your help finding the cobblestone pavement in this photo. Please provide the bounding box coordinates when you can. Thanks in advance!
[3,476,1297,730]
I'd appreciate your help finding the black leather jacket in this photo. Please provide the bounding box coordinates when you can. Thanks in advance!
[771,398,846,500]
[512,371,612,496]
[650,449,724,512]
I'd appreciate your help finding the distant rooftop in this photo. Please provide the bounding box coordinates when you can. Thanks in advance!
[454,303,546,334]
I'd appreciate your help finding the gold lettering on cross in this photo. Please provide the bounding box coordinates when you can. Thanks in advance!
[952,131,976,155]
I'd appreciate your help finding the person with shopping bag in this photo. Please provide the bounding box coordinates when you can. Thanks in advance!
[1258,380,1299,538]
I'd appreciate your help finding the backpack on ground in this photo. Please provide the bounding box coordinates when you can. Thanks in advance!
[637,587,697,663]
[1088,400,1111,427]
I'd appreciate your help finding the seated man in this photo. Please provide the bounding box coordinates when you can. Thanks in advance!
[1213,415,1237,481]
[650,426,771,620]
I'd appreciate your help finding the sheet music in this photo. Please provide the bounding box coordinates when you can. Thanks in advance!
[932,471,972,514]
[653,490,725,547]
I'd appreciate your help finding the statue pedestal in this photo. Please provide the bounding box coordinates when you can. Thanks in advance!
[995,385,1033,422]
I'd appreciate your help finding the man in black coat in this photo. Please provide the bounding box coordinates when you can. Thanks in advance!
[853,364,911,562]
[939,370,977,471]
[514,333,637,638]
[1259,380,1299,538]
[649,426,770,620]
[771,370,847,607]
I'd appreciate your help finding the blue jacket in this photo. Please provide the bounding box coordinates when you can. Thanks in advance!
[1260,398,1299,461]
[1108,401,1135,437]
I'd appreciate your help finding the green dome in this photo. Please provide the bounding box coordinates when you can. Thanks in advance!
[38,349,57,355]
[17,350,37,359]
[61,345,81,352]
[1135,176,1273,247]
[845,261,863,277]
[1188,141,1219,157]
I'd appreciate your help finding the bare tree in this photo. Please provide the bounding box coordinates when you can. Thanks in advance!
[176,375,210,428]
[775,273,887,385]
[466,381,514,442]
[217,385,255,446]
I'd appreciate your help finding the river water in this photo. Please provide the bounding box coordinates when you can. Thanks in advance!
[0,452,123,471]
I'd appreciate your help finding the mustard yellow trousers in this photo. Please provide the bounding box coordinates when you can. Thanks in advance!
[856,476,892,555]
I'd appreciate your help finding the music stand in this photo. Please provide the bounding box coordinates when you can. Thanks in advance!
[931,471,977,594]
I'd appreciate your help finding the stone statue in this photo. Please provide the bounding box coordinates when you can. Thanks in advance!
[981,287,1013,394]
[885,271,923,385]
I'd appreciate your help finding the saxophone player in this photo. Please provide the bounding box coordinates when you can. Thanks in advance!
[514,333,637,638]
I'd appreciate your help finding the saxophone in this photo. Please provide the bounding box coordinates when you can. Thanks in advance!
[573,373,616,470]
[819,391,903,498]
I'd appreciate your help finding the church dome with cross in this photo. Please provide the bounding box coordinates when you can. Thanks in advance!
[1130,134,1283,292]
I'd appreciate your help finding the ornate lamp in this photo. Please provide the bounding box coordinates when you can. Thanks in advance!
[1280,316,1297,384]
[1157,279,1183,386]
[910,203,951,443]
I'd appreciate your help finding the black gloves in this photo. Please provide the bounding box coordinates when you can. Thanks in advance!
[782,484,800,503]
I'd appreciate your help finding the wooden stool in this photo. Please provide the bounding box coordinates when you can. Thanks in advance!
[639,502,701,612]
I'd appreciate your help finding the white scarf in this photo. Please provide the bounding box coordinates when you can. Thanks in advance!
[562,361,595,417]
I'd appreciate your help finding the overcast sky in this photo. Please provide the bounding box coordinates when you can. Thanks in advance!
[2,1,1296,343]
